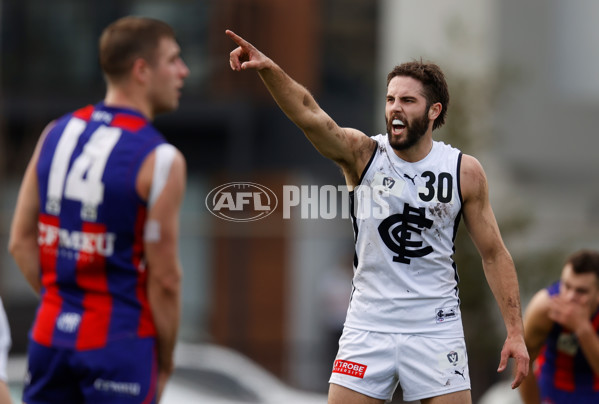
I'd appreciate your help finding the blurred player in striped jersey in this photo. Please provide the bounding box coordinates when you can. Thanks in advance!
[520,250,599,403]
[9,16,188,403]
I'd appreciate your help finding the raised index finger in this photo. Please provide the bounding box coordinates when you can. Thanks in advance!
[225,30,252,49]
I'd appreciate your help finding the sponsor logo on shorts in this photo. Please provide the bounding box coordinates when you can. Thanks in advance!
[94,378,141,396]
[56,312,81,333]
[332,359,367,378]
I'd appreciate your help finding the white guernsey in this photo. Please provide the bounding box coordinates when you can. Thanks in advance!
[347,135,463,336]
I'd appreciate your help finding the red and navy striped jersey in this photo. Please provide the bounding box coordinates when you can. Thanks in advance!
[34,102,165,350]
[535,281,599,401]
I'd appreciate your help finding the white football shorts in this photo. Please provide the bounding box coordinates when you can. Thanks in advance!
[329,327,471,402]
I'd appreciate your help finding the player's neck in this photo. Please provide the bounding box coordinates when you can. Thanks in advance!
[104,86,154,121]
[392,133,434,163]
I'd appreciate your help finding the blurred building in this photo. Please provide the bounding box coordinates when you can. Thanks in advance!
[1,0,599,401]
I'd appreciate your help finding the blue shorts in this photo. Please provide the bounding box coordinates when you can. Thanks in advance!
[23,337,157,404]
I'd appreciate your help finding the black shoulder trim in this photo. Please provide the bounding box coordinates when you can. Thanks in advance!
[357,140,378,186]
[456,152,463,206]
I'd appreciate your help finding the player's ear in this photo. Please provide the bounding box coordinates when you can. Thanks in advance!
[131,58,150,85]
[428,103,442,120]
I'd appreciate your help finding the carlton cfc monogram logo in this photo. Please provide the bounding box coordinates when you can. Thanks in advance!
[378,202,433,264]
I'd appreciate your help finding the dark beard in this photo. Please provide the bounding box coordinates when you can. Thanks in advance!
[386,110,429,151]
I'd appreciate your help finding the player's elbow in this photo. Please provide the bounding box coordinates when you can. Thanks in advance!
[8,233,29,261]
[7,237,17,258]
[150,265,182,299]
[482,245,513,268]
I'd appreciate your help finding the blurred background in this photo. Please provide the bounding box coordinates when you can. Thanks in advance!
[1,0,599,402]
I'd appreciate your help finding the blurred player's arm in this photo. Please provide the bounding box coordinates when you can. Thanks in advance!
[460,154,529,389]
[0,381,10,404]
[8,123,55,295]
[519,289,552,403]
[226,30,375,187]
[137,146,186,402]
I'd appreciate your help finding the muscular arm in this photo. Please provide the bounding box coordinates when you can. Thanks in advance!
[226,30,375,187]
[519,289,553,404]
[137,147,186,401]
[8,123,55,295]
[460,154,529,388]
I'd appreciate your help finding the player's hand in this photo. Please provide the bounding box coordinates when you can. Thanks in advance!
[226,30,271,71]
[497,334,529,389]
[548,294,591,333]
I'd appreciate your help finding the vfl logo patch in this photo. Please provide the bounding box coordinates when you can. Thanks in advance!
[447,351,459,365]
[332,359,367,378]
[372,172,404,198]
[437,349,466,371]
[382,177,396,188]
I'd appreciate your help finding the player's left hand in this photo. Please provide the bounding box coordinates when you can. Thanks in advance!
[497,334,529,389]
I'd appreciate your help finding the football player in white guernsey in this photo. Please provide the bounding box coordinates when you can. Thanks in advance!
[226,30,529,404]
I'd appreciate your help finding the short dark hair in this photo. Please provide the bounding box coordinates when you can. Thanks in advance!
[99,16,175,81]
[567,249,599,280]
[387,61,449,131]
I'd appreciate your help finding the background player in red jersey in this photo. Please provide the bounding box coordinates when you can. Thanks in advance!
[520,250,599,404]
[9,16,188,403]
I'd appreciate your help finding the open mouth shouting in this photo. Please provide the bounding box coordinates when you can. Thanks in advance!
[391,118,406,135]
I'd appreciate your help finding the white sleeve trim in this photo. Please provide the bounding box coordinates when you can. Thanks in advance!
[148,144,176,208]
